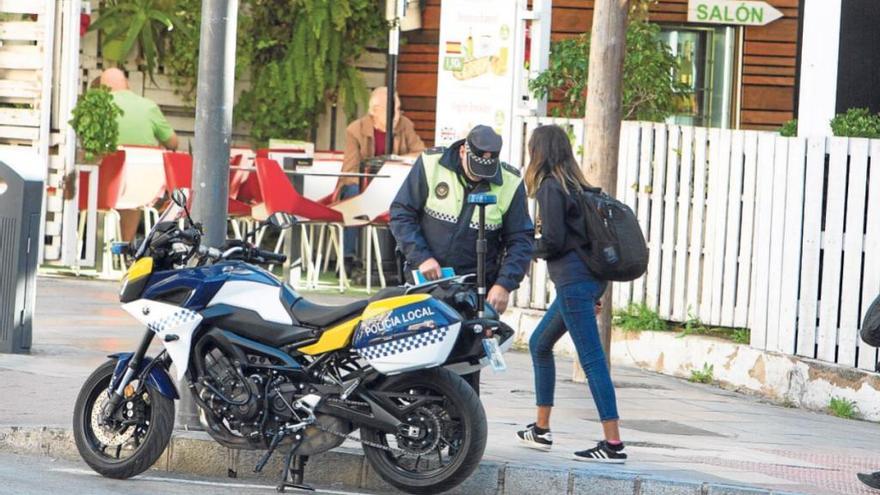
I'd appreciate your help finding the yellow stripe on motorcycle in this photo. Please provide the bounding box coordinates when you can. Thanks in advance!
[125,257,153,282]
[361,294,431,320]
[298,318,361,355]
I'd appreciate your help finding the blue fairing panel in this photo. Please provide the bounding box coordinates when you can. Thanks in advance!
[110,353,179,400]
[143,261,285,311]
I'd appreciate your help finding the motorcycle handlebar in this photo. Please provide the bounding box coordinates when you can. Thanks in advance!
[256,249,287,264]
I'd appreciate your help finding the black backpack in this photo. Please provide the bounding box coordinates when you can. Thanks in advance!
[861,294,880,347]
[574,187,648,282]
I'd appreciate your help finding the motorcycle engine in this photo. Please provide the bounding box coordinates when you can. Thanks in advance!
[197,349,351,454]
[199,348,261,424]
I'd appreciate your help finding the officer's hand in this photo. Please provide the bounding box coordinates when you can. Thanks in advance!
[487,285,510,315]
[419,258,442,281]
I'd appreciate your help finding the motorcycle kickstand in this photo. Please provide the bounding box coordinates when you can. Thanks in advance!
[277,433,312,493]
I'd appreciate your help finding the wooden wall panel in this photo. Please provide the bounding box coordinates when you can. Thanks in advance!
[396,0,801,145]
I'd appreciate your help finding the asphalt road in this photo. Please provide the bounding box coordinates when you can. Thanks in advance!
[0,452,376,495]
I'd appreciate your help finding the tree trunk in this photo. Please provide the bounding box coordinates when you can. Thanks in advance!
[584,0,630,365]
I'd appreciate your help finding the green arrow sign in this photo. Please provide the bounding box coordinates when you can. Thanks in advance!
[688,0,784,26]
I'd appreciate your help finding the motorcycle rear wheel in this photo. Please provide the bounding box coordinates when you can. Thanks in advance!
[360,367,487,495]
[73,359,174,479]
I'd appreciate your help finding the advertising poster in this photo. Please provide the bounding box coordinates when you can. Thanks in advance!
[435,0,518,162]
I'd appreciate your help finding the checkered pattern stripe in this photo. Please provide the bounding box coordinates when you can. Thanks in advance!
[147,309,199,333]
[425,207,502,231]
[357,328,449,361]
[425,207,458,224]
[468,220,502,231]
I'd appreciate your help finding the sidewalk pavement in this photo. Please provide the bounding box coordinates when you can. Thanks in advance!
[1,276,879,495]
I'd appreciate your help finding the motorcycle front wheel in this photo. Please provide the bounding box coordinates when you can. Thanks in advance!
[360,367,487,495]
[72,359,174,479]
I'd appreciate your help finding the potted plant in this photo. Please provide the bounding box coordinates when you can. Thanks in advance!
[65,86,122,200]
[69,85,122,163]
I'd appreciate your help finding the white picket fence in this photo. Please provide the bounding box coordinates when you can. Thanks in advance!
[510,117,880,372]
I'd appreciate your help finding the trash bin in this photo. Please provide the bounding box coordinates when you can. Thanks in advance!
[0,156,44,354]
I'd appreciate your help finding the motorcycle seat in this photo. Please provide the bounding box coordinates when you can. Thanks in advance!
[290,298,369,327]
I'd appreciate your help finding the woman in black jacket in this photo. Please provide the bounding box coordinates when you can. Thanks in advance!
[515,125,626,463]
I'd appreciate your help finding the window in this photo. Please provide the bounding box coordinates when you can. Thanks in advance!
[660,26,737,128]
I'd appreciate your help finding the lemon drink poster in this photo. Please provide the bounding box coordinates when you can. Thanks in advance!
[435,0,518,162]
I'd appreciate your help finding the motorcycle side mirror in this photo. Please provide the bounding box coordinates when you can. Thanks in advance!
[171,188,188,208]
[267,212,295,230]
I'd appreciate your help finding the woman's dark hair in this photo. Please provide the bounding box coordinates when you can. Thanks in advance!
[523,125,590,197]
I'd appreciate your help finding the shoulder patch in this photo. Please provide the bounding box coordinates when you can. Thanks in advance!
[425,146,445,155]
[501,162,521,177]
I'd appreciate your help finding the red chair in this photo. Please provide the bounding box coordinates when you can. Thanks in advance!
[75,151,127,275]
[255,158,347,290]
[163,152,253,237]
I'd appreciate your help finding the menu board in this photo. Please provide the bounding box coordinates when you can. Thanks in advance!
[435,0,518,162]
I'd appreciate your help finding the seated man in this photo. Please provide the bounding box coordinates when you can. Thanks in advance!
[100,68,179,241]
[340,87,425,272]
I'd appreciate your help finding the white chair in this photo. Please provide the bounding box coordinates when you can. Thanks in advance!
[330,161,412,292]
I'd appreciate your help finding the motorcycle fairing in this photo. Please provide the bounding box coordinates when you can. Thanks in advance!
[353,295,462,375]
[208,280,292,325]
[122,299,203,380]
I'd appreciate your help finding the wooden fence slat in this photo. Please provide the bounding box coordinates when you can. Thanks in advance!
[673,126,694,321]
[659,125,680,317]
[721,131,745,326]
[778,138,807,355]
[618,122,641,308]
[699,130,717,322]
[632,123,654,305]
[749,132,777,349]
[765,136,790,352]
[0,46,44,70]
[701,128,728,323]
[686,127,709,319]
[0,108,40,127]
[838,138,869,366]
[796,138,826,358]
[531,259,548,310]
[612,125,627,307]
[613,123,631,306]
[711,131,732,324]
[0,124,38,140]
[0,0,49,15]
[735,132,759,327]
[0,79,40,100]
[646,124,667,310]
[858,140,880,370]
[0,21,43,41]
[817,138,849,362]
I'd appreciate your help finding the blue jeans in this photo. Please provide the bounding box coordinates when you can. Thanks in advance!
[339,184,360,258]
[529,279,620,422]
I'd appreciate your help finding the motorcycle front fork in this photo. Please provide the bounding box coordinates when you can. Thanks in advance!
[103,330,155,419]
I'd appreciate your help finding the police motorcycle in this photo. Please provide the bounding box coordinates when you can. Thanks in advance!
[72,189,513,494]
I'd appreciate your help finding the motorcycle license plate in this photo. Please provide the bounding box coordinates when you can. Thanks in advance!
[482,337,507,372]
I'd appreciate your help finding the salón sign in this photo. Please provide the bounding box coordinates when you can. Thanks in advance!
[688,0,784,26]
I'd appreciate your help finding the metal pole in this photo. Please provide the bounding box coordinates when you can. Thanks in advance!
[385,0,404,155]
[191,0,237,248]
[178,0,239,431]
[476,205,487,318]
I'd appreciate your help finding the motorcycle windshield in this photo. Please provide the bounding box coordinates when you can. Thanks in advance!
[133,194,187,258]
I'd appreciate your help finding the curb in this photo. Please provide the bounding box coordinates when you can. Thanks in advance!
[0,426,800,495]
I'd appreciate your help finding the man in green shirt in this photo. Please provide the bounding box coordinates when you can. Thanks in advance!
[99,68,178,240]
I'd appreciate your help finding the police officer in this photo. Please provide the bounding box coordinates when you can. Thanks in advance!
[390,125,534,393]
